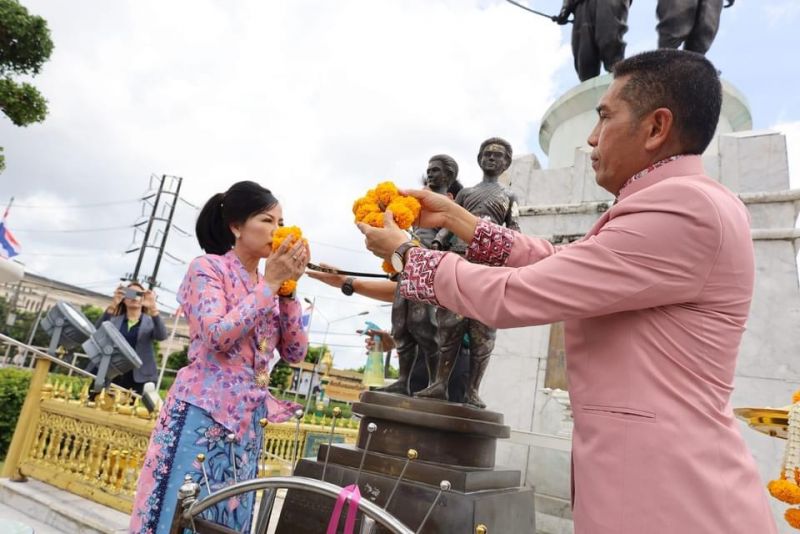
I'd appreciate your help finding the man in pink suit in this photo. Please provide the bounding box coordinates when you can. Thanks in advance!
[359,49,777,533]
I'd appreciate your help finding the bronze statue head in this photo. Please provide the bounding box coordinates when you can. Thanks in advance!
[477,137,512,177]
[426,154,459,191]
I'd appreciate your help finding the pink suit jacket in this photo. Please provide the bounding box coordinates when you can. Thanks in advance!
[400,156,776,533]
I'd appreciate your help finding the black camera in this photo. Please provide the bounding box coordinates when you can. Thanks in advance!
[124,288,144,299]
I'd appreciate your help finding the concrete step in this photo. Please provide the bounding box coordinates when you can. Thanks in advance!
[0,478,129,534]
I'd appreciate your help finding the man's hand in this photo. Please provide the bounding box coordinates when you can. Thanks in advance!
[401,188,457,229]
[357,210,410,262]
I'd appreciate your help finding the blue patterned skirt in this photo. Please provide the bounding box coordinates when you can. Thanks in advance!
[130,395,266,534]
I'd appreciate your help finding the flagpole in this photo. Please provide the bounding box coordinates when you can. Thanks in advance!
[2,197,14,222]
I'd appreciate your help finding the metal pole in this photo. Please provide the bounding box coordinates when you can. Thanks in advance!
[20,292,48,365]
[2,280,22,363]
[156,310,182,391]
[133,175,165,281]
[294,297,316,403]
[304,322,330,414]
[149,176,182,289]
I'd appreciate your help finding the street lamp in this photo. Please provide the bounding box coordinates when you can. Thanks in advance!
[303,308,369,414]
[82,321,142,392]
[41,301,96,356]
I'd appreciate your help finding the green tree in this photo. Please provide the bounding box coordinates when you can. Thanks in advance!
[0,0,53,171]
[166,345,188,370]
[80,304,104,326]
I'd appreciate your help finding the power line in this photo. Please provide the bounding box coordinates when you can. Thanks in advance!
[0,198,141,209]
[14,225,132,234]
[21,251,123,257]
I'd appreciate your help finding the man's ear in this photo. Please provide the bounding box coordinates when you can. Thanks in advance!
[644,107,674,152]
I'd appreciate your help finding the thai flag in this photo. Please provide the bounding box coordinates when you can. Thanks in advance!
[0,222,20,259]
[300,302,314,331]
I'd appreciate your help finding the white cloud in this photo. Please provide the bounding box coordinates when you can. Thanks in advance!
[0,0,568,368]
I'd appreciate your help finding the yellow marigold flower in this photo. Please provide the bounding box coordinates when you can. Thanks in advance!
[793,389,800,404]
[786,507,800,529]
[354,201,381,222]
[769,479,800,505]
[272,226,303,251]
[362,211,384,228]
[365,189,379,203]
[387,199,414,230]
[375,181,399,208]
[278,279,297,297]
[382,260,395,274]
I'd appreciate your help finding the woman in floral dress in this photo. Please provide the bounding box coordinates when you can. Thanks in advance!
[130,181,309,533]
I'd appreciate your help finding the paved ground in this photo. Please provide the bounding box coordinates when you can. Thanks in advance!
[0,500,62,534]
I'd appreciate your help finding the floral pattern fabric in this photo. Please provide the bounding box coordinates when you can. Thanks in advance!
[172,250,308,440]
[129,396,267,534]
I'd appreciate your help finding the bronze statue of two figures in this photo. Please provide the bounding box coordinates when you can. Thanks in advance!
[381,138,520,410]
[552,0,735,81]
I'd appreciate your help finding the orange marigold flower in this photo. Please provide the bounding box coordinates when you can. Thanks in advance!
[786,507,800,529]
[793,389,800,404]
[375,181,399,208]
[768,479,800,505]
[382,260,395,274]
[278,279,297,297]
[362,211,384,228]
[387,199,415,230]
[272,226,303,251]
[354,201,381,222]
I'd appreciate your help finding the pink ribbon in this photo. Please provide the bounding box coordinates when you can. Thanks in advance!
[326,484,362,534]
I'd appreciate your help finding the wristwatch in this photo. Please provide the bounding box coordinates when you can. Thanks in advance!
[341,277,355,296]
[391,240,420,272]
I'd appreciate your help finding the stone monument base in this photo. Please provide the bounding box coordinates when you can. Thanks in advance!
[275,391,536,533]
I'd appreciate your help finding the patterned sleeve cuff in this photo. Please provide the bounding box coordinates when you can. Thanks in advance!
[466,218,515,266]
[399,247,446,306]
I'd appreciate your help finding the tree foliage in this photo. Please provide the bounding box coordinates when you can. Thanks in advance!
[0,0,53,171]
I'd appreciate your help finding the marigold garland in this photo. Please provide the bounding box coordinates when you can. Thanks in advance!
[768,389,800,529]
[788,508,800,529]
[353,181,421,273]
[271,226,308,297]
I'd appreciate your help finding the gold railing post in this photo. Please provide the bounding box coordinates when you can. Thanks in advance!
[2,357,52,481]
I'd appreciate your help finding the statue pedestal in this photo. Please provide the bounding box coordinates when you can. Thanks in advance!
[275,391,536,533]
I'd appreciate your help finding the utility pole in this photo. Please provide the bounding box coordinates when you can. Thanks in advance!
[149,177,182,289]
[131,176,165,282]
[126,175,186,289]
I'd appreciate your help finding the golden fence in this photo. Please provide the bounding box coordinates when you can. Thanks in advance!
[2,358,359,514]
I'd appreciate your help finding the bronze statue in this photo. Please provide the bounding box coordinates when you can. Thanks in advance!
[379,155,460,397]
[557,0,631,82]
[417,138,520,409]
[657,0,733,55]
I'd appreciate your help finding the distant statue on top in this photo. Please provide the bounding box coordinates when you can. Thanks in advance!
[548,0,733,82]
[556,0,631,82]
[657,0,734,55]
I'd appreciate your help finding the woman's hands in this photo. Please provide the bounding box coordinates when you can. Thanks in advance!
[142,290,159,316]
[264,236,309,293]
[106,286,125,314]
